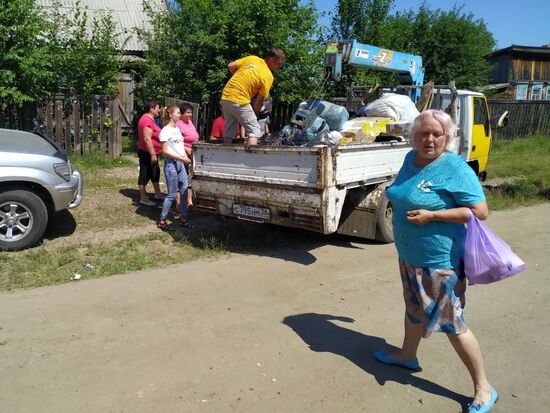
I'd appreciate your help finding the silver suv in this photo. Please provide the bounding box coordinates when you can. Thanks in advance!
[0,128,83,250]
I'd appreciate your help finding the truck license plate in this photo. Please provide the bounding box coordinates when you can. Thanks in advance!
[232,204,270,220]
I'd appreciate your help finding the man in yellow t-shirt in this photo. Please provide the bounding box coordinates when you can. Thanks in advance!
[221,48,285,146]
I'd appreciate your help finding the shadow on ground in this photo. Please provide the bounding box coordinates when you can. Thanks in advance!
[119,188,375,266]
[43,210,77,241]
[283,313,470,412]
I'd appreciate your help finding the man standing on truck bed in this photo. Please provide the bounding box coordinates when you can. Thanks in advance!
[221,48,285,146]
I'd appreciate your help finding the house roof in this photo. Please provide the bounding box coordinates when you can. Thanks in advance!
[487,44,550,58]
[36,0,168,54]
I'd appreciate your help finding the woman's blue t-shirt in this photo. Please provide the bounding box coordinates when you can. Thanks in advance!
[386,151,485,269]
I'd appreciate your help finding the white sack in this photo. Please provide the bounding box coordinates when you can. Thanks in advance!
[362,93,420,123]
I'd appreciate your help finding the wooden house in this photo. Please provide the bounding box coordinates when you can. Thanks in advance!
[486,45,550,100]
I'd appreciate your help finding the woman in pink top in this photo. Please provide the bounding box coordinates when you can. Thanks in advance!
[136,100,165,207]
[175,102,200,216]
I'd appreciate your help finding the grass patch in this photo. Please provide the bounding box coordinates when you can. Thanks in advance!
[71,151,138,190]
[72,150,134,172]
[0,217,329,291]
[485,135,550,209]
[0,232,227,291]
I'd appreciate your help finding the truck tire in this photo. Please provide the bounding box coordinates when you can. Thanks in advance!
[0,189,48,251]
[375,192,394,243]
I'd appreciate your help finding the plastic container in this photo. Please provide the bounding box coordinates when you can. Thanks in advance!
[305,100,349,131]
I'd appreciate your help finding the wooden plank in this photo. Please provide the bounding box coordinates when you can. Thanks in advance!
[91,97,98,151]
[54,94,64,147]
[46,99,53,137]
[64,105,71,154]
[99,100,106,154]
[108,98,121,156]
[82,99,90,155]
[74,99,81,154]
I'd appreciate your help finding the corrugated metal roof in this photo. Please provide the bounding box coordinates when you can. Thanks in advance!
[487,44,550,57]
[36,0,168,53]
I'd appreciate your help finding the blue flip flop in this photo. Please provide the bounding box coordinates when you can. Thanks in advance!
[468,386,499,413]
[373,351,421,371]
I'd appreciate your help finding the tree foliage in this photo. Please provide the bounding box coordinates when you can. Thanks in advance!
[139,0,326,103]
[0,0,122,109]
[45,1,122,96]
[329,0,496,90]
[0,0,55,108]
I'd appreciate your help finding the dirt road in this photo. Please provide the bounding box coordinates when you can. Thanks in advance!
[1,204,549,413]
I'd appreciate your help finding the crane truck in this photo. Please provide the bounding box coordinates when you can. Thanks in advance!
[190,40,492,242]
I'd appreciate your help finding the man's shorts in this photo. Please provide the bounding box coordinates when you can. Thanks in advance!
[221,100,261,140]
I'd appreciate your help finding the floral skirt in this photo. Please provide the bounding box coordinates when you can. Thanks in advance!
[399,259,467,338]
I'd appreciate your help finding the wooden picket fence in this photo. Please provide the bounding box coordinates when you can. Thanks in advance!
[488,100,550,139]
[1,95,123,156]
[37,95,122,156]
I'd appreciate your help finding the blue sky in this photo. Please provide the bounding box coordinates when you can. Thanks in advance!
[313,0,550,50]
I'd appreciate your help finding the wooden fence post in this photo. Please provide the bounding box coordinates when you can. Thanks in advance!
[92,96,99,151]
[99,98,107,154]
[54,94,64,148]
[74,98,81,155]
[108,97,121,156]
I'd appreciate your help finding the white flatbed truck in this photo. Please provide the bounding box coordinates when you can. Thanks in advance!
[192,140,410,242]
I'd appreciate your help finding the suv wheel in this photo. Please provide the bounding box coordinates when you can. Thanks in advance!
[0,189,48,251]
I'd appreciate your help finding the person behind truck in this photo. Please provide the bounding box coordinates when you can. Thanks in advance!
[210,102,241,141]
[137,99,165,207]
[374,109,498,413]
[175,102,199,217]
[220,48,285,146]
[156,105,193,231]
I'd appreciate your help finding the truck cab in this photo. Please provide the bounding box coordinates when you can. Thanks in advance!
[430,89,491,179]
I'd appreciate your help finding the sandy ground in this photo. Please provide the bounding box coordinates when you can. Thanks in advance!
[0,204,549,413]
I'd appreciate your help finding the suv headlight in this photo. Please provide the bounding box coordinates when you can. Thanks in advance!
[54,162,71,181]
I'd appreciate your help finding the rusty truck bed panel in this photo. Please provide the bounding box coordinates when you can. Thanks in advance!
[193,144,325,188]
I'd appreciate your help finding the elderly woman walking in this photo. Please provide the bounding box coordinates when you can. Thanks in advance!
[374,110,498,413]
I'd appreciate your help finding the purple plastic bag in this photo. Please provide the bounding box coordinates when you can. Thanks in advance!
[464,210,526,285]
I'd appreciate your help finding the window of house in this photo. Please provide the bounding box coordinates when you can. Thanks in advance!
[531,82,543,100]
[516,83,528,100]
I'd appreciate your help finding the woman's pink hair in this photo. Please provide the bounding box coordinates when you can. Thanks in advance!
[410,109,458,149]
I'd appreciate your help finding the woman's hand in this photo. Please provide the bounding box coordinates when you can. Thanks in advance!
[406,209,434,225]
[181,156,191,165]
[407,202,489,225]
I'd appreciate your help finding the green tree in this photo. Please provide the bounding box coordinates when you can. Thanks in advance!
[329,0,496,89]
[45,0,123,96]
[410,5,496,87]
[0,0,56,108]
[0,0,122,110]
[139,0,326,103]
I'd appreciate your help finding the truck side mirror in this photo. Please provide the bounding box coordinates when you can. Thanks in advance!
[497,110,509,128]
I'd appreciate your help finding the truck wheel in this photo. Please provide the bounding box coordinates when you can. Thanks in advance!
[0,189,48,251]
[375,193,394,243]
